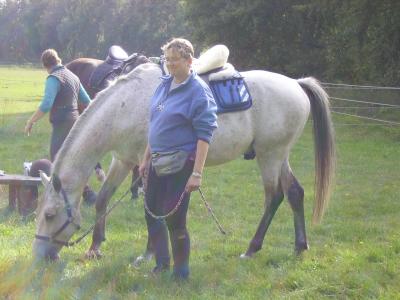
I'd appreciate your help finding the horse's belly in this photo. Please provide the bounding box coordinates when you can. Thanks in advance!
[206,111,253,166]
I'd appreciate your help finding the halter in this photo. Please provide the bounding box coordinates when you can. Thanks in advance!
[35,188,81,247]
[34,179,135,248]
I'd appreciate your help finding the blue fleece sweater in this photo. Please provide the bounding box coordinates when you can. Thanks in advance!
[149,71,218,153]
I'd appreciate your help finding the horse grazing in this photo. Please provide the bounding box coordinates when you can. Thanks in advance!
[33,62,335,261]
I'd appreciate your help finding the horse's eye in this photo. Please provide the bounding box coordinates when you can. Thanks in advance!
[45,213,55,221]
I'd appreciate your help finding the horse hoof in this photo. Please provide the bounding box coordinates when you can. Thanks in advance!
[132,253,153,268]
[85,249,102,259]
[83,190,97,205]
[95,168,106,182]
[130,190,139,200]
[295,244,309,256]
[138,187,144,196]
[239,253,252,259]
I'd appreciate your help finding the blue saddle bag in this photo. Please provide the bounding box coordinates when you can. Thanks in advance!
[209,72,252,114]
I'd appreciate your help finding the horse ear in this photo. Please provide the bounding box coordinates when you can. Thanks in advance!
[39,170,50,187]
[52,174,62,193]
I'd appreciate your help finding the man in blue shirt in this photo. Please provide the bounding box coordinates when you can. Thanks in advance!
[24,49,96,204]
[139,38,218,280]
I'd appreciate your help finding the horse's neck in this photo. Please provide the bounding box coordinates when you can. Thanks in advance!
[54,63,162,193]
[54,115,111,193]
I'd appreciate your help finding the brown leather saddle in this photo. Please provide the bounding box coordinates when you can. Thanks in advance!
[89,45,149,92]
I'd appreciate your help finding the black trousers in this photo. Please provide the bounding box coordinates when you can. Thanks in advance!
[144,155,194,277]
[50,120,75,162]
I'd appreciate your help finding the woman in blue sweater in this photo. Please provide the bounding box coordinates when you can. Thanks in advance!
[139,38,218,279]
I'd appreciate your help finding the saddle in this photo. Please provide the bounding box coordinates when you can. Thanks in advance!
[161,45,253,114]
[195,45,255,160]
[89,45,149,92]
[196,45,253,115]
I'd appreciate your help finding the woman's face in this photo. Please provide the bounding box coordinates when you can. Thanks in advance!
[164,48,191,79]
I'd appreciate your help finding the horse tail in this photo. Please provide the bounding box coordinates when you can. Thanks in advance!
[297,77,336,224]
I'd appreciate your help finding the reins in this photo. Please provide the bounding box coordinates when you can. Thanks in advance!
[65,188,132,247]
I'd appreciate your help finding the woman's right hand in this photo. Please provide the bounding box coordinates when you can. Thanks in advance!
[24,121,34,136]
[139,159,149,178]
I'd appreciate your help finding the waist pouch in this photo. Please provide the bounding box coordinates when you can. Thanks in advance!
[151,150,190,177]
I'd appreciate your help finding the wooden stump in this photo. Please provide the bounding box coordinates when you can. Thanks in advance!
[0,175,42,216]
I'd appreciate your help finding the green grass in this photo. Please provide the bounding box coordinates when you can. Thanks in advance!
[0,66,399,299]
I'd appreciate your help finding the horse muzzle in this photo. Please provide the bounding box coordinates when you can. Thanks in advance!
[33,239,61,261]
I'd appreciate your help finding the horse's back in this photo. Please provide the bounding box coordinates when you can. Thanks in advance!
[207,70,310,165]
[244,70,310,142]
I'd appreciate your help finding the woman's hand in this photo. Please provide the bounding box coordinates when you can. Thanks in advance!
[185,173,202,193]
[24,120,34,136]
[24,110,45,136]
[138,159,149,178]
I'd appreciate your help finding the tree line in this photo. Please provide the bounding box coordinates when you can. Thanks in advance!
[0,0,399,85]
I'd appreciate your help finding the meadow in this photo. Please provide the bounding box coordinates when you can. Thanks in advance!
[0,66,399,299]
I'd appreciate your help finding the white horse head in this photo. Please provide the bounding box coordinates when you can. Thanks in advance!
[33,171,82,260]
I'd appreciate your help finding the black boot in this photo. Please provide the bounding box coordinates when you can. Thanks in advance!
[147,219,170,273]
[170,229,190,280]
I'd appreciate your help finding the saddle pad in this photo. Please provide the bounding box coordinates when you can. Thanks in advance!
[209,72,252,114]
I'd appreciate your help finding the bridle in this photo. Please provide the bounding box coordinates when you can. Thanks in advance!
[35,179,134,248]
[35,188,81,247]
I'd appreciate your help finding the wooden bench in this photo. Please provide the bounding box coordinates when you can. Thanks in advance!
[0,174,42,216]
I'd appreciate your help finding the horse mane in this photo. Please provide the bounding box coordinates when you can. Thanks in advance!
[53,62,159,173]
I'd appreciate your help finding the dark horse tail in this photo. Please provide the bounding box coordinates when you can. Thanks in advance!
[297,77,336,224]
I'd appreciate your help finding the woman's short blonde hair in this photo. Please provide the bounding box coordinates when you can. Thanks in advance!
[161,38,194,59]
[41,49,62,68]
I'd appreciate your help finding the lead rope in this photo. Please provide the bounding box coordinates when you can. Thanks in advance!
[198,188,226,235]
[143,188,187,220]
[143,181,226,235]
[68,173,226,247]
[65,180,137,247]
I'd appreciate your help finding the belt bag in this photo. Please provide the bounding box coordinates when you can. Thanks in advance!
[151,150,189,177]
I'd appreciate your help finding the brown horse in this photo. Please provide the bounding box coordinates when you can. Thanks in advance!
[66,58,102,99]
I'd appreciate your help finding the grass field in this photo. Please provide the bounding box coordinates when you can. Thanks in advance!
[0,66,399,299]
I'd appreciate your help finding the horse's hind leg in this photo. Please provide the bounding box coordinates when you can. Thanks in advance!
[241,156,285,258]
[86,157,131,259]
[281,161,309,254]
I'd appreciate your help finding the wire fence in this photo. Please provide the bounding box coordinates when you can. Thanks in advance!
[322,82,400,91]
[1,78,400,126]
[319,82,400,126]
[330,96,400,108]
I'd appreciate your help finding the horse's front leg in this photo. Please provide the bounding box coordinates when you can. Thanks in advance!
[130,165,142,200]
[86,158,131,259]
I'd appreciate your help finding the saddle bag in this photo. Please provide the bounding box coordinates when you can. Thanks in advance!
[151,150,189,177]
[209,72,253,114]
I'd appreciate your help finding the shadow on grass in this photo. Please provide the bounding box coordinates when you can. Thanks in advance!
[0,255,146,299]
[0,205,14,218]
[0,205,36,228]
